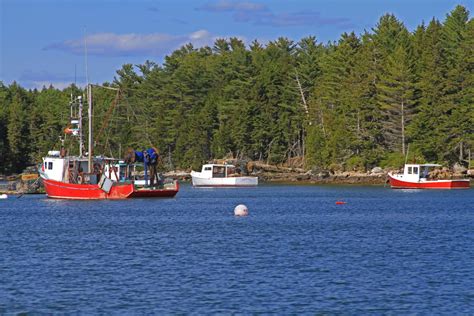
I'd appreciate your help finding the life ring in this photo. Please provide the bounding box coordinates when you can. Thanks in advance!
[77,175,83,184]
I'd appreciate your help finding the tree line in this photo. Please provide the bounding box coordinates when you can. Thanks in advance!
[0,5,472,174]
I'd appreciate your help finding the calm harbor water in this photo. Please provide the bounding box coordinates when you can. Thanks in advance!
[1,184,473,314]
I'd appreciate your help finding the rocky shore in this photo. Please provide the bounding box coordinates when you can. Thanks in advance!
[0,172,43,195]
[258,170,389,185]
[164,161,474,186]
[260,165,473,185]
[2,162,472,195]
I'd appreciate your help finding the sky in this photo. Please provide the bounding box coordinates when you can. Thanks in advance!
[0,0,471,89]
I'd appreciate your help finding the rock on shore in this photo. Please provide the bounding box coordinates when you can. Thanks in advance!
[258,170,388,185]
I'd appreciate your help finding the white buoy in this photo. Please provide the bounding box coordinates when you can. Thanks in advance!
[234,204,248,216]
[0,194,7,199]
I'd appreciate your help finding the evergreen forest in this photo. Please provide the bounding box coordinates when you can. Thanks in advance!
[1,5,473,174]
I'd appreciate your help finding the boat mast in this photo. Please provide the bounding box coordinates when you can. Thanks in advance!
[84,29,93,170]
[78,95,84,157]
[68,94,84,156]
[88,84,93,171]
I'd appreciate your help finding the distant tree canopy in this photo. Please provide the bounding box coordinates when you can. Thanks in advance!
[0,6,473,174]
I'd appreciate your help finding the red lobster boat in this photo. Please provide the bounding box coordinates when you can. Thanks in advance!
[388,164,470,189]
[39,85,179,200]
[40,156,179,200]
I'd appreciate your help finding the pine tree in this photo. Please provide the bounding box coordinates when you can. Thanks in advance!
[29,86,69,161]
[372,15,415,155]
[408,19,446,161]
[351,32,384,167]
[377,44,416,154]
[7,94,29,172]
[426,5,471,163]
[0,82,9,174]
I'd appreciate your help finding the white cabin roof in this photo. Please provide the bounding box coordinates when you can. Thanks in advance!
[405,163,442,168]
[203,164,236,168]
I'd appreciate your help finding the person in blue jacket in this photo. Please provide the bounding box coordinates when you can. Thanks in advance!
[124,147,160,186]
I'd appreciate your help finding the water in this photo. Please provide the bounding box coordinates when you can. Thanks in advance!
[1,184,473,314]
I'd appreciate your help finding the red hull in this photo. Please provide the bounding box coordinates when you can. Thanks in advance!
[388,174,470,189]
[43,178,134,199]
[43,178,179,199]
[193,185,257,187]
[129,181,179,198]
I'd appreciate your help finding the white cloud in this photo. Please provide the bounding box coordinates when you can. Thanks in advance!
[44,30,218,57]
[197,1,352,28]
[198,0,266,12]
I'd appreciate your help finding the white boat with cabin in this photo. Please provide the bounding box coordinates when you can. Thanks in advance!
[191,164,258,187]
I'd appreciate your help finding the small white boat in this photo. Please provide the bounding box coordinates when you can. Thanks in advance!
[0,194,8,199]
[191,164,258,187]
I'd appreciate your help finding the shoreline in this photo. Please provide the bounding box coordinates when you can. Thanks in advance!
[1,171,472,195]
[257,172,389,185]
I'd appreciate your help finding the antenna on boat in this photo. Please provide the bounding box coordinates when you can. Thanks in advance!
[84,28,89,87]
[87,84,93,169]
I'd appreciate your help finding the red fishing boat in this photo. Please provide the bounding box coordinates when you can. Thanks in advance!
[388,164,470,189]
[39,85,179,200]
[40,155,179,200]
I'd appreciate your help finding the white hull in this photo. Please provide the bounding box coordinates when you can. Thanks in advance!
[191,171,258,187]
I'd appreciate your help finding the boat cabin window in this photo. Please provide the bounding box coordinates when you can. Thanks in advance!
[408,167,412,174]
[413,167,418,174]
[44,162,47,169]
[226,167,235,176]
[213,166,225,178]
[204,167,212,171]
[421,167,429,178]
[48,162,53,170]
[119,166,127,181]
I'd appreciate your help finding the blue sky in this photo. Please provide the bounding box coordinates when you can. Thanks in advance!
[0,0,471,89]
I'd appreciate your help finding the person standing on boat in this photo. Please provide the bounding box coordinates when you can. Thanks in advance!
[124,147,161,186]
[143,148,160,186]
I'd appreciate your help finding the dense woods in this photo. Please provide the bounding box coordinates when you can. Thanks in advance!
[1,6,473,174]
